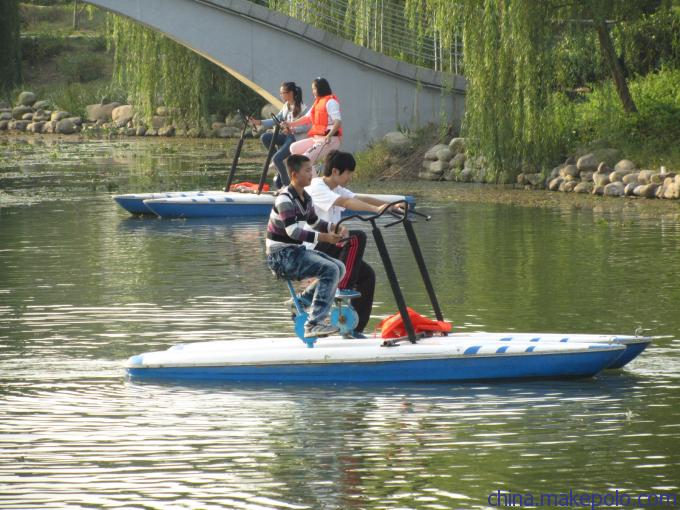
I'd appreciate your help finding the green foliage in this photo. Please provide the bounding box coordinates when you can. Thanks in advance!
[553,8,680,89]
[268,0,458,72]
[553,31,605,89]
[459,0,559,183]
[557,68,680,168]
[406,0,680,182]
[57,51,109,83]
[354,141,391,181]
[354,123,444,181]
[21,33,69,62]
[0,0,22,97]
[617,9,680,76]
[19,2,106,34]
[21,0,71,5]
[403,0,463,70]
[19,2,71,27]
[43,80,126,117]
[206,75,266,120]
[107,14,264,129]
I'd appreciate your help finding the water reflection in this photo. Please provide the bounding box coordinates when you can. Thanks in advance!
[1,139,679,509]
[2,369,678,509]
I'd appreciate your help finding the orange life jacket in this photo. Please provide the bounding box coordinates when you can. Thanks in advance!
[379,307,452,339]
[307,94,343,137]
[230,181,269,193]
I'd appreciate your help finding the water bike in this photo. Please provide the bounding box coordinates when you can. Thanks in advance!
[114,113,416,218]
[126,203,650,383]
[113,109,255,215]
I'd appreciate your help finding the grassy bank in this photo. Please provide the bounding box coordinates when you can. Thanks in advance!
[6,1,118,112]
[556,67,680,171]
[354,67,680,187]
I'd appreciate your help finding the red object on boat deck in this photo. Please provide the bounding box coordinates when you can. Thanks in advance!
[379,307,452,339]
[230,181,270,192]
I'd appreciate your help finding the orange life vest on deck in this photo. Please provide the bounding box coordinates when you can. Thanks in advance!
[230,181,269,193]
[307,94,343,137]
[379,307,452,339]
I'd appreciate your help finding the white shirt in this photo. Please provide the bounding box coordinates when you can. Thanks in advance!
[261,102,308,136]
[325,99,341,125]
[306,177,355,225]
[303,177,355,248]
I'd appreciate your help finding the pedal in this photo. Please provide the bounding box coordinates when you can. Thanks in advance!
[381,332,427,347]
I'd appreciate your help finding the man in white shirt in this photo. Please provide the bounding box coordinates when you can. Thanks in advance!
[302,150,402,338]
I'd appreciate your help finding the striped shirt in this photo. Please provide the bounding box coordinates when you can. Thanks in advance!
[266,185,330,254]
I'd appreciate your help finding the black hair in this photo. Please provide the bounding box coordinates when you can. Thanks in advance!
[322,150,356,176]
[281,81,303,117]
[286,154,311,176]
[312,77,332,97]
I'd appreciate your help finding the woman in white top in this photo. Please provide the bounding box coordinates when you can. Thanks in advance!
[249,81,308,188]
[284,77,342,167]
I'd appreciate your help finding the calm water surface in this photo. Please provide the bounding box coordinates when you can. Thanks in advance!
[1,138,679,509]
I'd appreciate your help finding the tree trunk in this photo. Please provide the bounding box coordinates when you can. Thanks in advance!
[595,19,638,113]
[73,0,79,30]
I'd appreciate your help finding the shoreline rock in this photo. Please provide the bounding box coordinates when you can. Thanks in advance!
[1,90,255,140]
[417,138,678,201]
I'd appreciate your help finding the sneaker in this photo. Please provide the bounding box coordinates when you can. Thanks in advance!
[336,288,361,299]
[304,322,339,338]
[349,331,368,339]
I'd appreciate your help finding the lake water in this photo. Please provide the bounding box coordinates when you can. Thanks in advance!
[1,137,679,509]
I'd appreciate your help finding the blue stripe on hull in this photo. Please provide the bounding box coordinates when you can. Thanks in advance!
[127,349,622,383]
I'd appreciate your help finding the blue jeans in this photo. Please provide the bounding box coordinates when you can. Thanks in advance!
[267,245,346,326]
[261,131,295,187]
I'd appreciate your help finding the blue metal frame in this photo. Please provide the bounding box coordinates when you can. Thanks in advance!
[285,280,360,347]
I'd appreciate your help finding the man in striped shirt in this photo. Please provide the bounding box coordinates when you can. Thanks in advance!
[265,154,347,338]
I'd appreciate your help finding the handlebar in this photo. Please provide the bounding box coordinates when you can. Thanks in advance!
[391,208,432,222]
[271,113,281,127]
[237,109,248,125]
[334,200,409,233]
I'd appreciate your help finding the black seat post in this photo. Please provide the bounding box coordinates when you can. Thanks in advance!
[257,120,281,194]
[225,111,249,191]
[370,218,417,343]
[402,219,444,322]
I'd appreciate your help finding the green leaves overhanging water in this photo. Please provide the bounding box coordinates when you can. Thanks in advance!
[107,14,263,130]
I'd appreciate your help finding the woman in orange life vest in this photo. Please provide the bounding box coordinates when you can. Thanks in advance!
[283,77,342,167]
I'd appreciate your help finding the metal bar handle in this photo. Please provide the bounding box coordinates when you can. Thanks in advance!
[225,109,250,191]
[334,199,409,232]
[256,116,281,194]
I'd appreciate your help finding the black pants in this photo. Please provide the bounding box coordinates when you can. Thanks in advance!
[315,230,375,333]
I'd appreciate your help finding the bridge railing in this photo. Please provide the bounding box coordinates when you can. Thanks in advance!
[260,0,463,74]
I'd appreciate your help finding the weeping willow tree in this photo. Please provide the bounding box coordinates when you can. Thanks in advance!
[107,15,264,129]
[404,0,556,182]
[269,0,665,182]
[268,0,458,71]
[405,0,666,181]
[0,0,22,98]
[403,0,462,71]
[459,1,557,182]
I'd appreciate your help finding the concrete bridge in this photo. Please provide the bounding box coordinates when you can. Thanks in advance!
[84,0,466,151]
